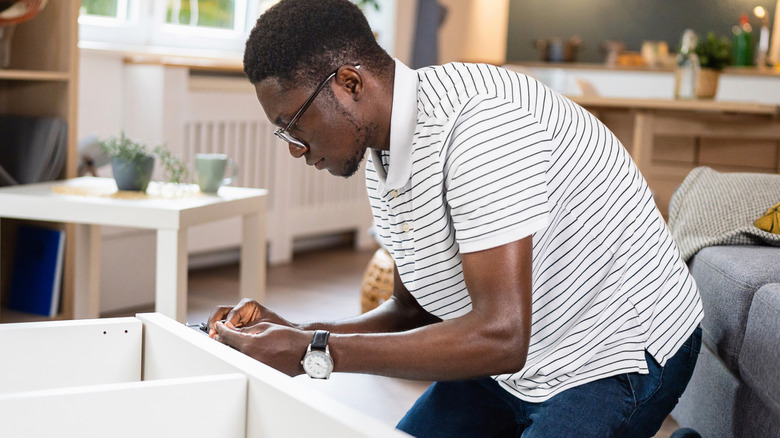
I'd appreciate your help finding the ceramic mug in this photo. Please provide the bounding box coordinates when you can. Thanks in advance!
[195,153,238,193]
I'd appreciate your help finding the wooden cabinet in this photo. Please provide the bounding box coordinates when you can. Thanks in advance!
[503,63,780,218]
[571,97,780,217]
[0,1,80,321]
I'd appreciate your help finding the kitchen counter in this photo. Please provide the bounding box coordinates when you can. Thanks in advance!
[509,61,780,77]
[570,96,780,115]
[504,63,780,104]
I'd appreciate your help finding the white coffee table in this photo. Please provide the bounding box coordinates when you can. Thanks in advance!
[0,177,267,322]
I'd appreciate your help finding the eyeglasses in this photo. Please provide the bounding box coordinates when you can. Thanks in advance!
[274,65,360,149]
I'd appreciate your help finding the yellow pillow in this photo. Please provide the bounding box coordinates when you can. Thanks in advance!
[755,201,780,234]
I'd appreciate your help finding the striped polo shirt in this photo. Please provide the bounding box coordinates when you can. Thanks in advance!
[365,60,703,402]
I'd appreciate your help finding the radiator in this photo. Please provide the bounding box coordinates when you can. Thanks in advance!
[179,113,374,264]
[121,64,374,265]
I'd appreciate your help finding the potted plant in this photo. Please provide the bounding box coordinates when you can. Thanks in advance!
[154,144,190,186]
[694,32,731,98]
[100,132,155,192]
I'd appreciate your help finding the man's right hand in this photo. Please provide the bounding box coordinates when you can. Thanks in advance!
[206,298,296,338]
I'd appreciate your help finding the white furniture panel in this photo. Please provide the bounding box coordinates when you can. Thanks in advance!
[137,312,408,438]
[0,314,409,438]
[0,374,247,438]
[0,317,142,394]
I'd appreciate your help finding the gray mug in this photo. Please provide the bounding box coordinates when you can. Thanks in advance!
[195,153,238,193]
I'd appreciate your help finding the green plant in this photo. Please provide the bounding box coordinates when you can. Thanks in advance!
[99,131,150,162]
[354,0,379,12]
[695,32,732,71]
[100,132,154,190]
[100,132,191,186]
[154,144,190,184]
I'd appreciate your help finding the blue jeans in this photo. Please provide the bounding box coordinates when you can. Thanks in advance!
[397,327,702,438]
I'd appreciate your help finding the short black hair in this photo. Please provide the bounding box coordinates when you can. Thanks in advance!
[243,0,393,90]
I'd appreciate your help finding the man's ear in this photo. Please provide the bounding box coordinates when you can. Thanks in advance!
[335,65,363,101]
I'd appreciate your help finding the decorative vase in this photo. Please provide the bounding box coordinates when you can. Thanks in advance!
[695,68,720,99]
[111,155,155,192]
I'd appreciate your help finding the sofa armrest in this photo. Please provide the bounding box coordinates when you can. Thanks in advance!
[739,283,780,417]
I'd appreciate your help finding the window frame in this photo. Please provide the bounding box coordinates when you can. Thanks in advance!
[78,0,396,58]
[79,0,265,53]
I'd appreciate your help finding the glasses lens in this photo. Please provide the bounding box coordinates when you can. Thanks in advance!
[274,128,306,149]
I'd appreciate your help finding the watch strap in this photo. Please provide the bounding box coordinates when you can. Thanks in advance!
[311,330,330,351]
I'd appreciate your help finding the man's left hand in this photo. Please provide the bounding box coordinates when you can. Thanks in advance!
[214,321,311,377]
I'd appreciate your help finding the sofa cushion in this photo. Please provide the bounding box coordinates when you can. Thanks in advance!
[688,245,780,374]
[739,284,780,417]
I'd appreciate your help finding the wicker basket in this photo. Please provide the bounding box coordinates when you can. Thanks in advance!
[360,248,394,313]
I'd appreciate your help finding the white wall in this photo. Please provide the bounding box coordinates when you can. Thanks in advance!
[78,50,125,141]
[78,49,157,313]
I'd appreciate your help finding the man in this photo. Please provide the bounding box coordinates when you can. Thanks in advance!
[209,0,703,436]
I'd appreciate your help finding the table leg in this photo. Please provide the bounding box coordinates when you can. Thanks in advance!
[156,228,188,322]
[632,111,655,176]
[73,224,102,319]
[240,211,266,304]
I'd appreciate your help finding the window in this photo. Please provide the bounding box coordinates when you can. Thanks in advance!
[80,0,395,57]
[79,0,278,53]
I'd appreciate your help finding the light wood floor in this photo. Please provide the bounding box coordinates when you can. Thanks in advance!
[122,244,680,436]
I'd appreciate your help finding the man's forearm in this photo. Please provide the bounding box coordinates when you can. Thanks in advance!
[297,296,439,334]
[326,309,528,381]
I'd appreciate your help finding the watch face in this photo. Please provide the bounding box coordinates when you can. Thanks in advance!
[303,350,333,378]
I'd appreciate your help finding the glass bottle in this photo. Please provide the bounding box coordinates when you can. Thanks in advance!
[674,29,700,100]
[732,13,753,67]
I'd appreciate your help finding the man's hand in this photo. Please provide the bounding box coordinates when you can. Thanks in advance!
[214,321,311,377]
[206,298,296,338]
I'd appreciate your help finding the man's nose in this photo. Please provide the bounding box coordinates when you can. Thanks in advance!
[288,143,308,158]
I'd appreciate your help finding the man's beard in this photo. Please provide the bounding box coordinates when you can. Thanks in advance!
[338,139,369,178]
[333,103,374,178]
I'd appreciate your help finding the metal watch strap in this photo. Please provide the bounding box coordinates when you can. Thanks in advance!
[311,330,330,352]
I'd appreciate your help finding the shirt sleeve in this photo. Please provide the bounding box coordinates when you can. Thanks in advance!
[444,94,552,253]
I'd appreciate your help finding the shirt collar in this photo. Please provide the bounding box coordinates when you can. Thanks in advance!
[370,58,417,190]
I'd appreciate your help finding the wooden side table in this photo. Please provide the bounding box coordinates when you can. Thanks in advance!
[0,177,267,322]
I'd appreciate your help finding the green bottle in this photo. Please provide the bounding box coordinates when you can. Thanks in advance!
[732,13,753,66]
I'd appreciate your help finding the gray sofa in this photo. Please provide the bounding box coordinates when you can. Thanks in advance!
[671,245,780,437]
[666,167,780,437]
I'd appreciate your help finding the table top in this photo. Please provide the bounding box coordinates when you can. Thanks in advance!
[0,177,268,230]
[570,96,780,116]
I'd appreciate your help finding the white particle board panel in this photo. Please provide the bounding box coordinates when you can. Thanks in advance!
[0,374,247,438]
[0,317,142,394]
[137,312,410,438]
[0,314,408,438]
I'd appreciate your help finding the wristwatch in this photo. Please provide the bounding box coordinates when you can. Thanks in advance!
[301,330,334,379]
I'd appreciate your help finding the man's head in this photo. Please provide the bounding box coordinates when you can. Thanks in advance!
[244,0,394,177]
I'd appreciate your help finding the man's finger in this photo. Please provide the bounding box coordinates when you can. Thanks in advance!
[207,306,232,336]
[214,321,241,348]
[225,307,250,329]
